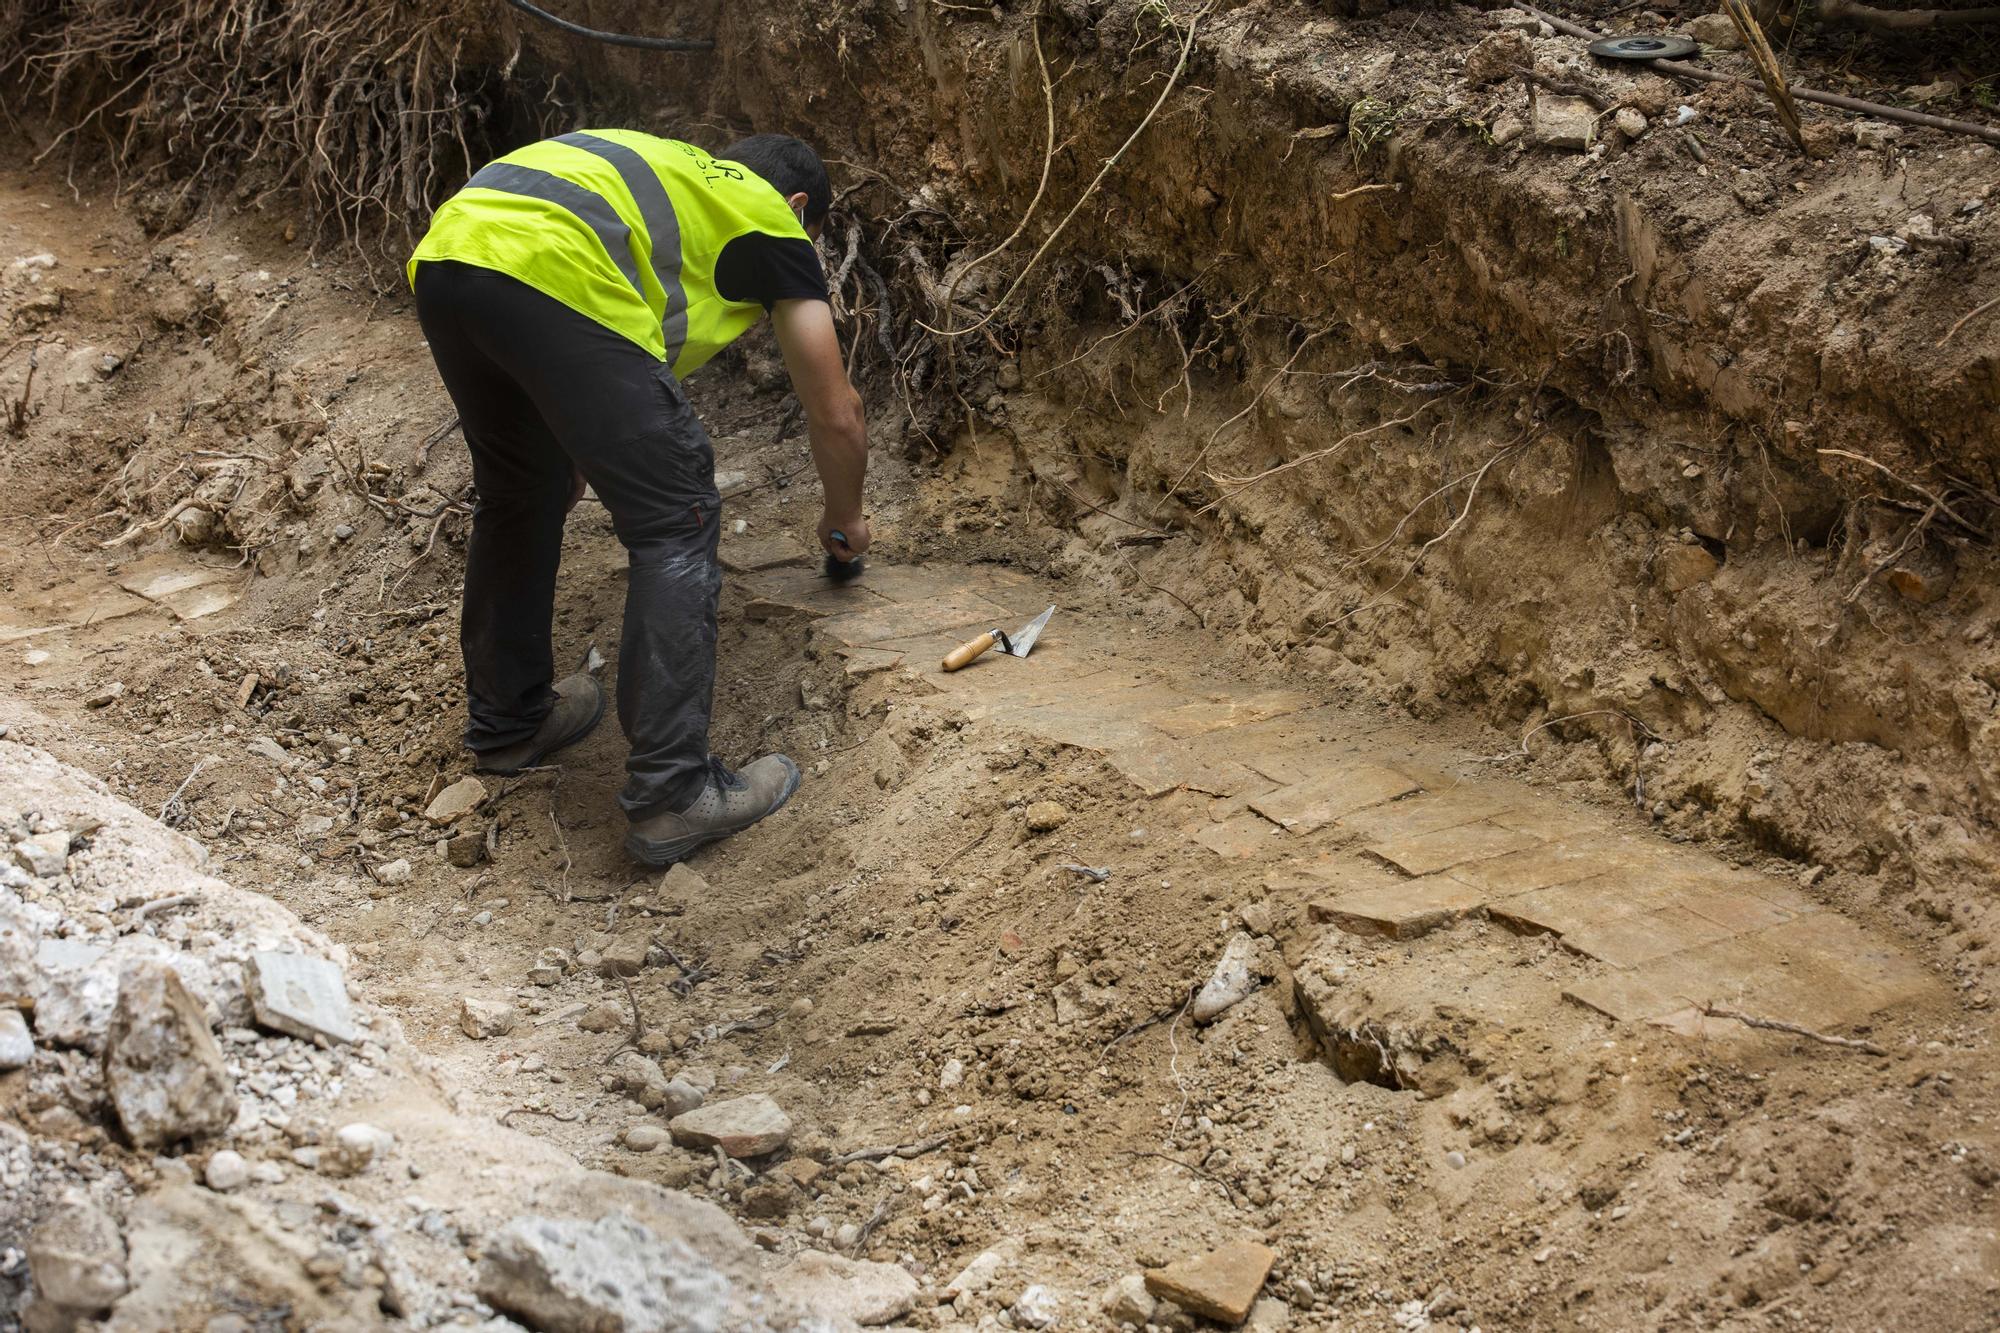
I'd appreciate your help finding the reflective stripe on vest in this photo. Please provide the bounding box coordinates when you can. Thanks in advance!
[551,132,690,369]
[408,131,814,378]
[463,161,648,298]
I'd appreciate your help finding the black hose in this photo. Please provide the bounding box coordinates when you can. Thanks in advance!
[497,0,714,52]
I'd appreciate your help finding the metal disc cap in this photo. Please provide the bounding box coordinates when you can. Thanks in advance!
[1587,33,1700,60]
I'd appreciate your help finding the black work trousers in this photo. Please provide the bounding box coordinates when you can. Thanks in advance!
[413,260,720,819]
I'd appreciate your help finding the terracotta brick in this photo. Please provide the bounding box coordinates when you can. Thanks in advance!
[1146,1241,1277,1325]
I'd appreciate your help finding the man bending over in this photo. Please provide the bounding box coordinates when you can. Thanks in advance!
[408,131,868,865]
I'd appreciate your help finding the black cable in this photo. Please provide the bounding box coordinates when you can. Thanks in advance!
[497,0,714,51]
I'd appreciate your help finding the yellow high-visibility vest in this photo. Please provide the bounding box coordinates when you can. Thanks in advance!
[408,130,809,378]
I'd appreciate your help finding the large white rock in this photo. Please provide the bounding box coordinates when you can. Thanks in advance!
[321,1122,393,1177]
[101,958,237,1148]
[34,936,117,1051]
[1191,932,1260,1023]
[1104,1272,1157,1324]
[1532,93,1597,151]
[667,1094,791,1158]
[12,829,70,878]
[0,1008,31,1069]
[460,995,517,1040]
[477,1212,731,1333]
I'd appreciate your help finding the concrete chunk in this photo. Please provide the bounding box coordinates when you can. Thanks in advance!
[245,951,358,1046]
[477,1211,731,1333]
[102,958,237,1148]
[770,1250,918,1327]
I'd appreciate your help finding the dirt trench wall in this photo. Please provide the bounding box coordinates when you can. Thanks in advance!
[685,0,2000,930]
[11,0,1997,931]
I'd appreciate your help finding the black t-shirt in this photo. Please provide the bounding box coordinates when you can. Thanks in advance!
[713,232,829,309]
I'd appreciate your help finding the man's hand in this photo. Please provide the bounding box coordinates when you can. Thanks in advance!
[819,511,870,559]
[771,298,868,549]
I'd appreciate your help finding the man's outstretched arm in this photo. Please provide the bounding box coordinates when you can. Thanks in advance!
[770,298,870,559]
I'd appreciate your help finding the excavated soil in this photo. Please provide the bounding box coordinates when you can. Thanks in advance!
[1,124,1997,1332]
[3,1,2000,1327]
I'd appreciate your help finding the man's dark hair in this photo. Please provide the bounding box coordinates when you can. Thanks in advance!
[720,134,831,228]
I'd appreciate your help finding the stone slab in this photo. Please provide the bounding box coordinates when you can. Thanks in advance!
[1005,688,1190,753]
[1565,911,1932,1029]
[1265,856,1406,895]
[1194,811,1286,859]
[1335,788,1521,843]
[1486,871,1680,937]
[0,578,156,644]
[1563,966,1704,1024]
[245,951,359,1046]
[1310,874,1487,940]
[1365,820,1543,876]
[1231,737,1365,788]
[818,594,1017,647]
[837,646,906,677]
[1558,904,1738,969]
[1445,841,1624,897]
[1248,765,1421,835]
[116,556,243,621]
[1105,747,1267,799]
[1147,690,1316,739]
[719,532,813,572]
[1745,912,1932,1013]
[1484,806,1613,842]
[1680,885,1810,934]
[854,562,1049,614]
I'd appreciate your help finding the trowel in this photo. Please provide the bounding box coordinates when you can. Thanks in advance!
[941,605,1056,672]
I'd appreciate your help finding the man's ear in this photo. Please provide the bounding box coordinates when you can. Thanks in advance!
[786,191,809,222]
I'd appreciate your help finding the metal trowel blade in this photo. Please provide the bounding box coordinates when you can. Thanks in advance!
[1001,605,1056,658]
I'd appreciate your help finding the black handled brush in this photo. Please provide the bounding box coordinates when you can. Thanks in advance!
[825,530,864,582]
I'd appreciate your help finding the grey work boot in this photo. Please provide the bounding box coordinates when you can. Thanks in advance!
[624,754,801,866]
[471,673,605,775]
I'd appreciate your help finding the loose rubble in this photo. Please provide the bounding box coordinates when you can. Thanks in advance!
[0,740,800,1330]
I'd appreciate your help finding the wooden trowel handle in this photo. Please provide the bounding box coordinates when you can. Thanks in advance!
[942,630,1000,672]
